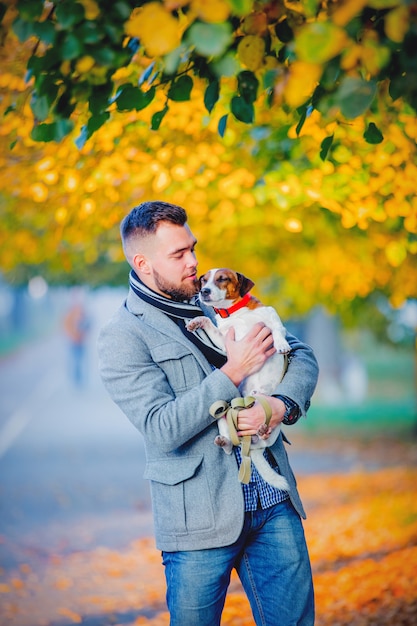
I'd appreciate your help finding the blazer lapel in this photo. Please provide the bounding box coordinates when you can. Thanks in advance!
[126,289,215,374]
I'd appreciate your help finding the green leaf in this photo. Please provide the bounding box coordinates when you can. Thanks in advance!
[218,114,228,137]
[76,117,108,149]
[88,82,113,114]
[226,0,253,15]
[275,19,293,44]
[31,76,59,106]
[368,0,402,7]
[389,74,406,102]
[237,71,259,104]
[231,96,254,123]
[295,22,347,64]
[33,20,56,45]
[320,134,334,161]
[12,17,36,42]
[53,118,74,141]
[320,57,341,90]
[162,47,182,76]
[110,1,132,20]
[186,22,232,57]
[92,47,118,66]
[303,0,321,17]
[295,107,307,136]
[30,94,50,121]
[211,53,240,78]
[30,119,74,142]
[54,91,76,117]
[116,84,155,111]
[61,33,83,60]
[364,122,384,144]
[55,0,85,28]
[87,112,110,135]
[16,0,43,20]
[337,78,377,119]
[204,80,220,113]
[167,75,193,102]
[77,21,103,45]
[151,106,169,131]
[312,85,325,109]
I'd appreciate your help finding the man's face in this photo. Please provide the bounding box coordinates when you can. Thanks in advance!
[136,222,199,300]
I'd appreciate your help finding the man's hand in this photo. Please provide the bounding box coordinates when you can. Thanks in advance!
[236,395,286,438]
[220,322,276,388]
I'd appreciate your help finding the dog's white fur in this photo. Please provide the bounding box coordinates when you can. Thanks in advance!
[187,268,291,490]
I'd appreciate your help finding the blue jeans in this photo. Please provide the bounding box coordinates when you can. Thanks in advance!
[162,499,314,626]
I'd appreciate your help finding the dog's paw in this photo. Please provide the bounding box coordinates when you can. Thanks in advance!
[186,316,208,332]
[214,435,233,454]
[276,340,291,354]
[257,423,272,439]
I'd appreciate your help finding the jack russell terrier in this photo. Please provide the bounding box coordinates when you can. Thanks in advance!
[186,268,291,490]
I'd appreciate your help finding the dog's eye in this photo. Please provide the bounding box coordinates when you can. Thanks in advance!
[218,276,229,283]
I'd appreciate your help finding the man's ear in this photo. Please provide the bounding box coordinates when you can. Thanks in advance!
[133,254,151,275]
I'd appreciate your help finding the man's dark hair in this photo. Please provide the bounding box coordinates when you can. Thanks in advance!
[121,201,187,243]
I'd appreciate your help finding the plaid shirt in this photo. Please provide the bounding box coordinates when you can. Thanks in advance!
[234,446,289,510]
[235,395,300,511]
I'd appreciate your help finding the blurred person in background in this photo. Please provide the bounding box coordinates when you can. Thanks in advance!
[63,295,91,388]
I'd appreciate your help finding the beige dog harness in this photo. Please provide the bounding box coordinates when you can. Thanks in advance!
[209,396,272,484]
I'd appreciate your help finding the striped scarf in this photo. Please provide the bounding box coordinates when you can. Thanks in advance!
[129,270,227,368]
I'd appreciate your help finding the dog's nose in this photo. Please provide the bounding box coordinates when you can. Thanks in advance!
[201,287,211,297]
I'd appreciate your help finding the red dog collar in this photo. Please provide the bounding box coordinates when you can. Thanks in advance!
[214,292,252,318]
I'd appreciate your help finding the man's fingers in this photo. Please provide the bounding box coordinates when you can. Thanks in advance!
[245,321,266,340]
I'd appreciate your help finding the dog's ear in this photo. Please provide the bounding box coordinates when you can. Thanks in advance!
[236,272,255,296]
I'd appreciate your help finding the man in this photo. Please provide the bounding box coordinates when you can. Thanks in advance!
[98,201,318,626]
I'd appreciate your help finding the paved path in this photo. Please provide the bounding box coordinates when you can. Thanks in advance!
[0,290,154,573]
[0,289,397,576]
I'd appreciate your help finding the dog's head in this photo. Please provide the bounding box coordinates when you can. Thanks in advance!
[198,268,255,308]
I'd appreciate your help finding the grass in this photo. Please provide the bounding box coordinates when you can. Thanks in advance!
[305,332,417,435]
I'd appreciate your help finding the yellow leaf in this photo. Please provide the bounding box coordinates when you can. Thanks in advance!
[284,62,322,107]
[75,55,95,74]
[78,0,100,20]
[191,0,230,23]
[241,11,268,35]
[55,207,68,224]
[237,35,266,71]
[29,182,48,202]
[125,3,181,57]
[332,0,368,26]
[295,22,349,64]
[361,36,391,75]
[384,5,410,43]
[385,240,407,267]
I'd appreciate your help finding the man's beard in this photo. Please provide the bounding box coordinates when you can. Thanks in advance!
[153,268,198,301]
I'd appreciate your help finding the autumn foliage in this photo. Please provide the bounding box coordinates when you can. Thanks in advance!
[1,466,416,625]
[0,1,416,316]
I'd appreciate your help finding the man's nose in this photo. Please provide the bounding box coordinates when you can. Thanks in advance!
[186,250,197,266]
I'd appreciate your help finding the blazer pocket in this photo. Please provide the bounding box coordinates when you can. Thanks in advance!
[144,456,215,535]
[150,342,203,393]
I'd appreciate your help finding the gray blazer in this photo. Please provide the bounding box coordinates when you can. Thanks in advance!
[98,289,319,551]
